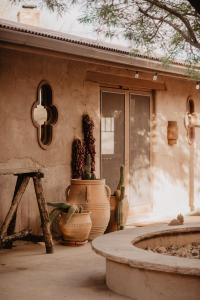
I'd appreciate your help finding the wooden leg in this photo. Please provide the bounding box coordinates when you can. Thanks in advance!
[0,175,30,247]
[2,230,31,244]
[33,175,53,254]
[6,175,28,248]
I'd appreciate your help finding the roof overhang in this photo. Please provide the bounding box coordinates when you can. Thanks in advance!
[0,19,198,79]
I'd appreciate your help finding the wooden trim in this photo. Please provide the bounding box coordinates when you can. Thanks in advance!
[86,71,166,91]
[125,92,129,188]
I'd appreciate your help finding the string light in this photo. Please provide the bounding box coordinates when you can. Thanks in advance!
[153,72,158,81]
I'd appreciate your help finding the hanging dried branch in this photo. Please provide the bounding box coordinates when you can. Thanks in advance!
[82,114,96,175]
[71,138,85,179]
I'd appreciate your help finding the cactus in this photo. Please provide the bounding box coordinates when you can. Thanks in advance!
[116,186,125,230]
[114,165,128,230]
[82,153,95,180]
[117,165,125,191]
[82,153,92,180]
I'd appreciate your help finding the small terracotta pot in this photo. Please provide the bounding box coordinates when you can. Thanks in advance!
[59,211,92,245]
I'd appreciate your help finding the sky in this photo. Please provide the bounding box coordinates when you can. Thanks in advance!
[0,0,130,47]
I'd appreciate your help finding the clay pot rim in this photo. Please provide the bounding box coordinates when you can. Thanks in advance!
[60,210,91,216]
[71,179,105,185]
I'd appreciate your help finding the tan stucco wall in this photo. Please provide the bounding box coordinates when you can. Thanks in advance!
[0,46,200,232]
[0,48,100,232]
[152,76,200,217]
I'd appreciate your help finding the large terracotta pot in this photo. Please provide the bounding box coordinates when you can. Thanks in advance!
[66,179,111,240]
[59,211,92,245]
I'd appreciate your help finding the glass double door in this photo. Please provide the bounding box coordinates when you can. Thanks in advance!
[101,90,152,214]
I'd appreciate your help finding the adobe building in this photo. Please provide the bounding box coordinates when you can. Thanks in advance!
[0,9,200,233]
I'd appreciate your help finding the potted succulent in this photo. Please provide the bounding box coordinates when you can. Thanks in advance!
[48,202,92,246]
[66,114,111,240]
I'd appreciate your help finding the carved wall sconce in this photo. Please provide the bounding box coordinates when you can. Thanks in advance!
[167,121,178,145]
[32,81,58,149]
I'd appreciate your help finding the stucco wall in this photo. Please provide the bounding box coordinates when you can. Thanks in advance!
[0,48,100,232]
[152,76,200,218]
[0,47,200,233]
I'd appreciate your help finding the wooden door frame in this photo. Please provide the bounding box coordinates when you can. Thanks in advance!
[100,88,126,186]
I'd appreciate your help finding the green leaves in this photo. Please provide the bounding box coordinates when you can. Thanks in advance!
[47,202,83,223]
[77,0,200,66]
[47,202,72,211]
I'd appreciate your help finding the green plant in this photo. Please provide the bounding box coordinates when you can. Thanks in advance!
[116,186,125,230]
[114,165,127,230]
[117,165,125,191]
[47,202,83,224]
[82,153,96,180]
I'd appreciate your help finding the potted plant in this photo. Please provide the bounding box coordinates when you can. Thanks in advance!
[105,165,129,233]
[66,114,111,240]
[48,202,92,246]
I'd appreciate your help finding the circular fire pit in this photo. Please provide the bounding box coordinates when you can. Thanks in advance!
[92,224,200,300]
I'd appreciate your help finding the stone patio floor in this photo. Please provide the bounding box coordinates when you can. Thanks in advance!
[0,216,199,300]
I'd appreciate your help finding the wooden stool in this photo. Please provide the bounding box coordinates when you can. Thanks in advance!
[0,171,53,254]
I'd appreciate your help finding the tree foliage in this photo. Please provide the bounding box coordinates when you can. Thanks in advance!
[77,0,200,64]
[10,0,200,65]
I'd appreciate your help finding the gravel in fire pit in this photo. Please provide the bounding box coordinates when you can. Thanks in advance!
[146,242,200,259]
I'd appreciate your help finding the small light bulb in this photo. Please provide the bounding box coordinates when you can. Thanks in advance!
[134,71,139,79]
[153,72,158,81]
[196,81,200,90]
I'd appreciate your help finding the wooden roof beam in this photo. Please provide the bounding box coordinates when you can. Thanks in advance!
[86,71,166,91]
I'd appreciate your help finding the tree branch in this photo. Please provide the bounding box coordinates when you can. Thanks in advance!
[145,0,198,45]
[138,5,200,49]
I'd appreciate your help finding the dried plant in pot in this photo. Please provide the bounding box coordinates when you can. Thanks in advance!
[48,202,92,246]
[67,114,111,240]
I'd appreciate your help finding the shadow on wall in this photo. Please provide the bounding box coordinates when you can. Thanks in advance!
[128,110,200,219]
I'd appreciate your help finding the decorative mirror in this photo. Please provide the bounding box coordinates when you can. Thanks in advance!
[32,81,58,149]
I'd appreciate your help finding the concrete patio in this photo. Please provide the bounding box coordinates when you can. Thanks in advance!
[0,216,199,300]
[0,240,128,300]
